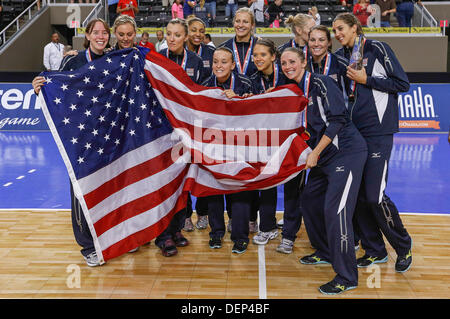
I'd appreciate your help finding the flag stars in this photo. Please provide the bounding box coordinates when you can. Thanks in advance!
[114,139,120,146]
[78,123,85,130]
[69,104,77,111]
[129,130,136,136]
[84,143,92,150]
[146,122,152,128]
[54,97,61,104]
[134,85,140,92]
[106,57,112,63]
[134,54,139,60]
[140,103,147,110]
[62,117,70,125]
[110,121,117,127]
[134,116,140,123]
[97,83,104,90]
[77,157,85,164]
[116,75,122,82]
[61,84,68,91]
[84,110,92,117]
[83,77,90,84]
[91,96,99,103]
[99,115,106,122]
[105,102,112,108]
[120,62,126,68]
[70,137,78,144]
[111,88,117,95]
[88,65,95,70]
[76,90,84,98]
[104,134,110,141]
[103,69,110,76]
[92,129,99,136]
[128,98,134,105]
[97,148,104,155]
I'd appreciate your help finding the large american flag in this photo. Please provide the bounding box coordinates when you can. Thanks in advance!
[39,48,310,263]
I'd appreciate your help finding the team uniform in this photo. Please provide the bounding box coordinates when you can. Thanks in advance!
[278,39,305,54]
[307,52,350,104]
[159,47,207,84]
[298,71,367,291]
[190,43,215,79]
[335,38,413,270]
[218,36,259,77]
[201,72,257,251]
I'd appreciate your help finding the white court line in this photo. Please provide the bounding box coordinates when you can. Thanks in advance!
[258,244,267,299]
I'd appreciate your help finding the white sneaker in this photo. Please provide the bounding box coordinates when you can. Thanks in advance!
[249,221,259,233]
[196,215,208,230]
[276,238,294,254]
[83,251,101,267]
[253,229,279,245]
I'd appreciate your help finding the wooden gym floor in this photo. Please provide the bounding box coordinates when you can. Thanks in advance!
[0,210,448,299]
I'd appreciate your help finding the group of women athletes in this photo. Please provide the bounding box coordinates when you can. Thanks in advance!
[32,7,414,295]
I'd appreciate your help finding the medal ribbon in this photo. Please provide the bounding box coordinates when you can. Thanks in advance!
[167,48,187,70]
[233,37,254,75]
[260,63,279,91]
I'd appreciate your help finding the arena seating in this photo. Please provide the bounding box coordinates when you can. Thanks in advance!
[133,0,351,28]
[0,0,35,30]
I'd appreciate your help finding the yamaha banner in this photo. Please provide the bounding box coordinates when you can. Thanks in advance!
[398,83,450,133]
[1,82,449,132]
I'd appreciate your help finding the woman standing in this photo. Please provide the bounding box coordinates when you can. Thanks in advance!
[278,13,315,54]
[218,7,259,78]
[332,13,413,273]
[307,25,349,101]
[202,47,255,254]
[280,47,367,295]
[32,19,111,267]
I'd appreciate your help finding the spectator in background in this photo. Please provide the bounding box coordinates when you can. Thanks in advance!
[116,0,139,19]
[204,0,217,26]
[376,0,396,27]
[43,32,65,71]
[138,31,156,50]
[225,0,238,21]
[155,29,167,52]
[204,33,215,47]
[266,0,284,28]
[172,0,184,19]
[184,0,197,18]
[353,0,375,27]
[248,0,265,26]
[396,0,421,27]
[308,6,321,26]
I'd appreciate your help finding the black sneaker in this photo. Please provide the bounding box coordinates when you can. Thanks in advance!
[357,254,388,268]
[300,253,331,265]
[173,232,189,247]
[319,280,357,295]
[395,249,412,273]
[232,241,248,254]
[209,237,222,249]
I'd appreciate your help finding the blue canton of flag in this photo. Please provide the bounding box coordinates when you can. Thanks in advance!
[40,48,173,180]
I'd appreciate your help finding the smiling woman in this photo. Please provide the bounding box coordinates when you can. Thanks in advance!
[112,14,137,50]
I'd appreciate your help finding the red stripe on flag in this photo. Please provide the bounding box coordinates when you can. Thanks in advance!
[93,166,189,237]
[84,148,176,209]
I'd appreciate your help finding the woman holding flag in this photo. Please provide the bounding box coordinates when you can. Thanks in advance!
[32,18,112,267]
[332,13,413,273]
[201,46,255,254]
[280,46,367,295]
[217,7,260,234]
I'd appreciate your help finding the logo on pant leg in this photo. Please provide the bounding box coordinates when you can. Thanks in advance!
[371,152,381,158]
[336,166,345,172]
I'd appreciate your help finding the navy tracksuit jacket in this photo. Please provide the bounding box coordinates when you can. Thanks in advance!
[335,38,412,259]
[218,36,258,77]
[298,71,367,286]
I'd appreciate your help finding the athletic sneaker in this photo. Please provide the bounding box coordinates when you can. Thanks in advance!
[300,253,331,265]
[249,221,258,233]
[276,218,284,229]
[395,249,412,273]
[252,229,279,245]
[160,239,178,257]
[196,215,208,230]
[319,280,357,295]
[83,251,101,267]
[276,238,294,254]
[357,254,388,268]
[183,217,194,232]
[209,237,222,249]
[232,241,248,254]
[173,232,189,247]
